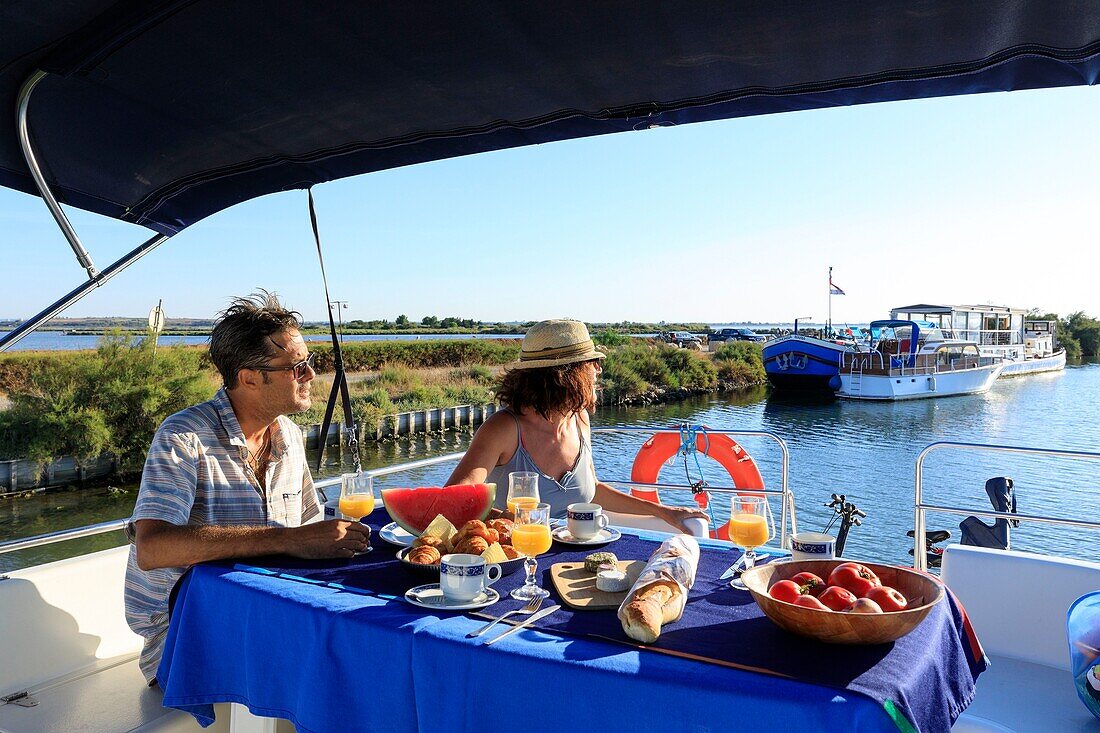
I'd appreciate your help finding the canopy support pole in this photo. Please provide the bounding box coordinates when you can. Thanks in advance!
[17,70,99,279]
[0,233,169,352]
[2,69,172,352]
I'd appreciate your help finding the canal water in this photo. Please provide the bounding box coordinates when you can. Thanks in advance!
[1,330,519,351]
[3,363,1098,572]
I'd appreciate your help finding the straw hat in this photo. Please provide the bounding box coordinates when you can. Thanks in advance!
[511,319,606,370]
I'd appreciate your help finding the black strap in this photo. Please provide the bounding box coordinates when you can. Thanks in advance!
[309,189,360,475]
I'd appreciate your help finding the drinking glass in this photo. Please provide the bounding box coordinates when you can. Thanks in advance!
[727,496,773,590]
[507,471,541,515]
[510,502,552,600]
[339,473,375,520]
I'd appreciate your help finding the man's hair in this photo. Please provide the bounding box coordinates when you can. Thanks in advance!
[209,291,302,389]
[496,361,597,419]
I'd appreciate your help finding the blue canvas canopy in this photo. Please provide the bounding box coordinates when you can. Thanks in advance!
[3,1,1100,235]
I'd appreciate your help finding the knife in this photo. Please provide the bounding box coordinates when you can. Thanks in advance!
[720,553,777,580]
[483,604,560,646]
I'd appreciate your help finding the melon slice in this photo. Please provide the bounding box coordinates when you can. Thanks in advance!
[480,542,508,564]
[421,514,458,549]
[381,483,497,535]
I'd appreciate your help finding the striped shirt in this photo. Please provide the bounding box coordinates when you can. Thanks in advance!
[124,388,319,682]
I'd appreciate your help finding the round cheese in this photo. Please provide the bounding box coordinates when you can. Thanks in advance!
[596,569,630,592]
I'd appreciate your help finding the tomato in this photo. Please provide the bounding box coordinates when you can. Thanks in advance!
[793,594,830,611]
[818,585,857,611]
[768,579,804,604]
[827,563,881,598]
[865,585,908,612]
[790,571,826,597]
[845,598,884,614]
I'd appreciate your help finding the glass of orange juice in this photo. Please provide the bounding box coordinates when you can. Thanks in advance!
[727,496,772,590]
[507,471,540,516]
[339,473,375,520]
[510,502,552,600]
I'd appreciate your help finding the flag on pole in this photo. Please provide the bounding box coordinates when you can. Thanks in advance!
[829,277,845,296]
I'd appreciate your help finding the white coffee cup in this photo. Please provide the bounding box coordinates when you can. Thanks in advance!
[789,532,836,562]
[439,553,502,603]
[567,502,609,541]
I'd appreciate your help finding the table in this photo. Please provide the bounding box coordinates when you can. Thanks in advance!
[158,509,981,733]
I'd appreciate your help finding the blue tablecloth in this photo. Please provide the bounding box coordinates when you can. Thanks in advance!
[158,508,982,733]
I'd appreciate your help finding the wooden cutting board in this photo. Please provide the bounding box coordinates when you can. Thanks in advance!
[549,560,646,610]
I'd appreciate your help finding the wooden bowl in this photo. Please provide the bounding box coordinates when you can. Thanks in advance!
[740,559,945,645]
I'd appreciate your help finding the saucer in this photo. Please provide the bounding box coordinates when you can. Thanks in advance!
[551,526,622,546]
[404,584,500,611]
[379,522,416,547]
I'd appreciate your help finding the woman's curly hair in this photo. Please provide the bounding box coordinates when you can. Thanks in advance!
[496,360,598,418]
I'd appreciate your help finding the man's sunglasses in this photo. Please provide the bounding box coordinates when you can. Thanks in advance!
[254,352,316,380]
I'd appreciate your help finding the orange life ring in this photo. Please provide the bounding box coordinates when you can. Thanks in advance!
[630,429,764,540]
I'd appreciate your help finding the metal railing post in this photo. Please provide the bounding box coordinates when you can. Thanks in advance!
[3,68,173,353]
[914,441,1100,571]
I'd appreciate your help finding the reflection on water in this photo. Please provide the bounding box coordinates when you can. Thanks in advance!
[3,364,1098,571]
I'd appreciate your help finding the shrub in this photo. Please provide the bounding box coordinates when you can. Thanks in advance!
[450,365,494,384]
[444,385,494,405]
[713,341,764,368]
[658,347,717,390]
[599,359,648,403]
[0,333,215,468]
[593,328,628,348]
[609,344,672,386]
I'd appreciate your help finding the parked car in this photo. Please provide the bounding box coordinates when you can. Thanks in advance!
[659,331,704,348]
[710,327,767,343]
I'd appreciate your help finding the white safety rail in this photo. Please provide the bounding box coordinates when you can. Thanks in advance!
[1,427,792,556]
[912,440,1100,571]
[592,427,795,548]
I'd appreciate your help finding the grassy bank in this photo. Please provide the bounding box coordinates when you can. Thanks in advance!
[0,336,765,469]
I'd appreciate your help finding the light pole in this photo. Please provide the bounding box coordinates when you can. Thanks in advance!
[329,301,349,343]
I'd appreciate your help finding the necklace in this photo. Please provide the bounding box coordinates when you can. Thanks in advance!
[244,431,271,476]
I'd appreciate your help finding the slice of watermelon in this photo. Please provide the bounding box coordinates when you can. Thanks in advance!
[381,483,497,535]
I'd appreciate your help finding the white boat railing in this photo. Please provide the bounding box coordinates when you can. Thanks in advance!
[913,440,1100,571]
[1,429,794,557]
[593,427,795,548]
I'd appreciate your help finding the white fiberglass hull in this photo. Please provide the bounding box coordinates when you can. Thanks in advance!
[837,363,1005,400]
[998,349,1067,377]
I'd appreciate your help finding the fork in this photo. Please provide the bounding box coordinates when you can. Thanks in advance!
[466,595,543,638]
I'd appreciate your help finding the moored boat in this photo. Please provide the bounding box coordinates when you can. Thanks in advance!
[837,320,1005,400]
[762,333,851,393]
[890,305,1067,378]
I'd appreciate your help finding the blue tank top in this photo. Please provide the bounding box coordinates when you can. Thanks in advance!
[486,410,597,519]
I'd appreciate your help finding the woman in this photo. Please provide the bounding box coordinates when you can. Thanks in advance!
[446,319,709,533]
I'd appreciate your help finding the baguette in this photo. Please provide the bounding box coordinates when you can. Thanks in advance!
[617,535,699,643]
[621,579,683,643]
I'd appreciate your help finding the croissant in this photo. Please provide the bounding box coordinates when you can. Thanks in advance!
[412,535,446,550]
[453,535,490,555]
[487,518,514,544]
[500,544,522,560]
[407,546,441,565]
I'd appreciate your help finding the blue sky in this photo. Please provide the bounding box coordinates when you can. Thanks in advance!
[3,85,1099,324]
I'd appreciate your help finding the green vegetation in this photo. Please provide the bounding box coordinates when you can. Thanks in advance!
[0,336,765,467]
[0,334,216,468]
[294,364,497,433]
[712,342,766,386]
[598,341,766,404]
[310,339,519,371]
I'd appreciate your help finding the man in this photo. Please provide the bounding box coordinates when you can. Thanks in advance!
[124,292,369,683]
